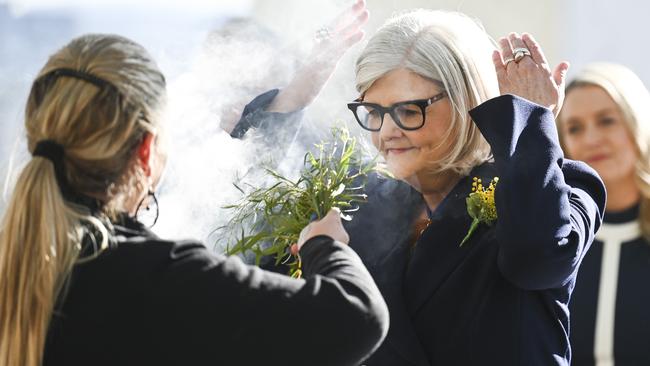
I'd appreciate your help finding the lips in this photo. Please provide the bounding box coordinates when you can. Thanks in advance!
[385,147,415,155]
[586,154,609,163]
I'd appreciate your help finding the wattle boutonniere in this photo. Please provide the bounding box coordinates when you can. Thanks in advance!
[460,177,499,247]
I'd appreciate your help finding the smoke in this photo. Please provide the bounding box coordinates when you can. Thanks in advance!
[151,18,304,244]
[0,0,373,255]
[148,1,377,247]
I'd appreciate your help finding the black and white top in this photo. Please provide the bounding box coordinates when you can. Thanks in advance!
[570,204,650,366]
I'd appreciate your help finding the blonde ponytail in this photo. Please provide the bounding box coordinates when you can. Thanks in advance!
[0,34,165,366]
[0,158,82,366]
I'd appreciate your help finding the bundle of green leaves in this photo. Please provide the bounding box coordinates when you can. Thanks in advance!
[218,127,379,278]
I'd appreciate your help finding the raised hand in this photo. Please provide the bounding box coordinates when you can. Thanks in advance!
[267,0,369,113]
[493,32,570,117]
[313,0,369,60]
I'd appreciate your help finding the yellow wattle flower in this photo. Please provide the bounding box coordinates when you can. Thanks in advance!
[460,177,499,247]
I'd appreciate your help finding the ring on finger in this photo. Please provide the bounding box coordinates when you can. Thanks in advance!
[315,27,333,42]
[513,47,531,63]
[503,57,515,66]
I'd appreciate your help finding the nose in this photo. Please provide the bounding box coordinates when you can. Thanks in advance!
[377,112,403,141]
[583,123,605,146]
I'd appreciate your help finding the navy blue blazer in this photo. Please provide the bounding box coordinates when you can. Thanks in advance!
[235,93,606,365]
[342,95,606,366]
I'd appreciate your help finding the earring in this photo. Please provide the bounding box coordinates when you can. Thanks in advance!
[135,189,159,228]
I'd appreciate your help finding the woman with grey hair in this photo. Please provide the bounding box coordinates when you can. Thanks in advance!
[557,63,650,366]
[234,8,606,366]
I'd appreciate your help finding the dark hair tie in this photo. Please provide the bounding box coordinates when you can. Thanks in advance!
[42,68,113,89]
[33,139,64,163]
[32,140,101,213]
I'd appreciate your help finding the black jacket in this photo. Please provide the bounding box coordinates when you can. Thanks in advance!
[44,216,389,366]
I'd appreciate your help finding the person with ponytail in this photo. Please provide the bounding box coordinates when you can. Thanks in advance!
[0,34,388,366]
[557,62,650,366]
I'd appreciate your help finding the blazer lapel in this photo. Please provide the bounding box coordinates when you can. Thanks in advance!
[403,164,497,316]
[368,241,431,366]
[346,174,430,365]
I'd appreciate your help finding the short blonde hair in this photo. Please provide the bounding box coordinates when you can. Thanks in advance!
[558,62,650,240]
[355,9,499,175]
[0,34,166,366]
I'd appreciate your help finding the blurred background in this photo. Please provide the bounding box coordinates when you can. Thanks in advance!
[0,0,646,240]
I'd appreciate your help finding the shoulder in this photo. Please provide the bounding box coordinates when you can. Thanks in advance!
[79,235,223,283]
[80,215,232,282]
[363,170,415,197]
[345,172,420,267]
[348,171,421,228]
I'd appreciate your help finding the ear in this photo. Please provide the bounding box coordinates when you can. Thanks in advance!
[137,132,155,177]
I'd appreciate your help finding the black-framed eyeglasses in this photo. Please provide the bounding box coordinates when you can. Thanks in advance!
[347,91,447,131]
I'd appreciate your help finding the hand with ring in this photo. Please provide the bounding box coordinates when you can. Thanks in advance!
[512,47,532,63]
[492,32,570,117]
[266,0,369,113]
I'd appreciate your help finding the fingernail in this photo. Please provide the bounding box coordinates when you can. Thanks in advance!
[310,213,318,222]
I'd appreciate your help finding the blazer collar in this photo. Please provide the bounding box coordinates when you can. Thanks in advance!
[369,240,432,366]
[403,163,497,316]
[359,164,498,365]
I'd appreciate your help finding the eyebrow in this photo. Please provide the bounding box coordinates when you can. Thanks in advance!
[357,95,441,106]
[564,107,618,123]
[595,108,618,117]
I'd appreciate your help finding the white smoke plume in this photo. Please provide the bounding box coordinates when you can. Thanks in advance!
[0,1,368,253]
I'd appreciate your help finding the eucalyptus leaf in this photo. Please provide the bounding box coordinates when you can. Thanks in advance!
[217,127,379,278]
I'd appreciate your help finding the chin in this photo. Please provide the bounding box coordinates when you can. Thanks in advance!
[591,162,625,183]
[385,161,416,181]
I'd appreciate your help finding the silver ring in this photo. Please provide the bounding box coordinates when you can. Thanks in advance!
[315,27,333,42]
[513,47,531,63]
[503,57,515,66]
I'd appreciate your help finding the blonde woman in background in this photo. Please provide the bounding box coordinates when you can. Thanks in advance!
[558,62,650,366]
[0,34,389,366]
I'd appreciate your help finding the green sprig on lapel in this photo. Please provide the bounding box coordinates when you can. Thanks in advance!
[460,177,499,247]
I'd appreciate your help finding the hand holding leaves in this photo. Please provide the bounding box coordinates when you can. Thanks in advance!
[219,127,378,277]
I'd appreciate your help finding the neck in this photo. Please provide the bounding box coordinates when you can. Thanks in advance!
[404,170,461,213]
[605,177,640,212]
